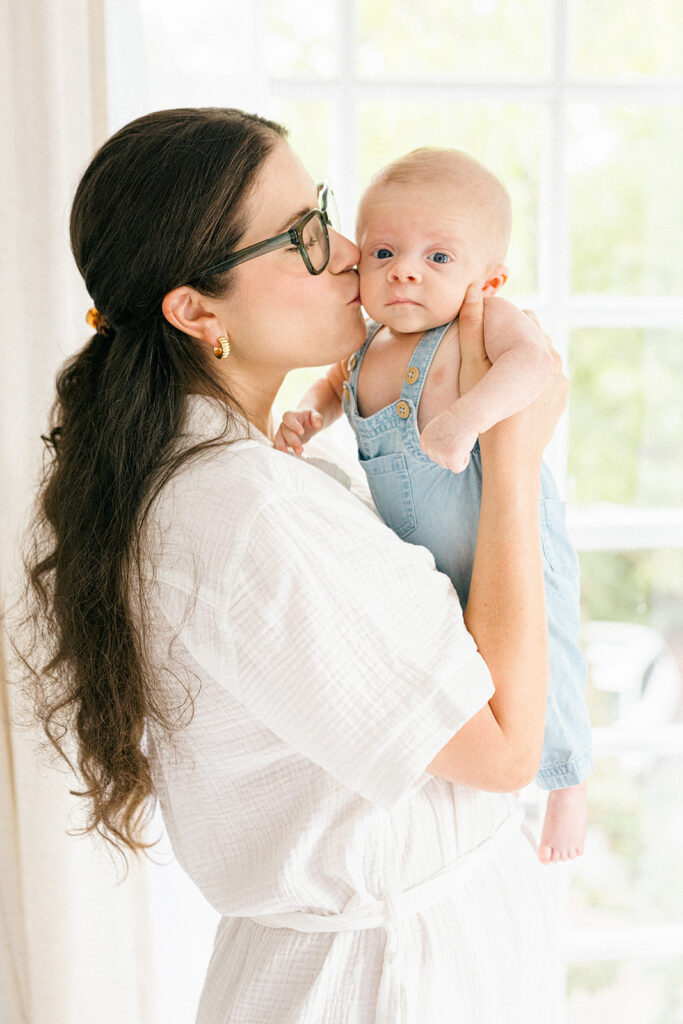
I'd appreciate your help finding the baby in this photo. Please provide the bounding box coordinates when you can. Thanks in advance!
[274,147,593,864]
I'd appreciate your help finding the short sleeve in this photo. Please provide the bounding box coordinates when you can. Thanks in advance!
[213,492,494,809]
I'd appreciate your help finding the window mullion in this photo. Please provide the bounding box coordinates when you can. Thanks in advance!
[566,925,683,960]
[568,506,683,551]
[333,0,357,234]
[269,78,683,102]
[252,0,271,113]
[538,0,571,487]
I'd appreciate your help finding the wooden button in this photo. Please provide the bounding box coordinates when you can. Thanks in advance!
[348,353,358,371]
[396,400,411,419]
[405,366,419,384]
[342,382,351,401]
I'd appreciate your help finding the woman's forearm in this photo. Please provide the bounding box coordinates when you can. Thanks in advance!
[463,454,548,783]
[425,288,566,792]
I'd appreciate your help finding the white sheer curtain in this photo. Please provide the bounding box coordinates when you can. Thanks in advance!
[0,2,227,1021]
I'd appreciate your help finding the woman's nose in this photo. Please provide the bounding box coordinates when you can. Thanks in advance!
[328,229,360,273]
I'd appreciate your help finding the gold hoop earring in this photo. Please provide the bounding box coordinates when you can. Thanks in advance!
[213,335,231,360]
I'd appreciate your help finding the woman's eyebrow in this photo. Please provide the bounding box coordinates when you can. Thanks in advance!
[276,205,312,234]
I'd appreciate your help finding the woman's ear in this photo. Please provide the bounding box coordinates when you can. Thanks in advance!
[481,264,509,296]
[161,286,220,342]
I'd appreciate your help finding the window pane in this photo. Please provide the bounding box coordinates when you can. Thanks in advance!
[357,101,541,294]
[579,548,683,740]
[140,0,268,109]
[569,105,683,297]
[569,753,683,931]
[569,0,683,80]
[580,549,683,642]
[579,549,683,735]
[567,958,683,1022]
[568,329,683,507]
[265,0,337,78]
[268,98,332,184]
[275,366,326,422]
[356,0,547,79]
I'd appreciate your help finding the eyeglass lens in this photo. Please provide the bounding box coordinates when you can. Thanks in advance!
[322,187,340,231]
[301,212,330,272]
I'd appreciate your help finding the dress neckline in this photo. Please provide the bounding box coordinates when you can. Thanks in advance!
[182,393,270,446]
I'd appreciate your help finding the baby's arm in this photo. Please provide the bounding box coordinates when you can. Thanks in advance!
[420,296,555,473]
[274,361,346,455]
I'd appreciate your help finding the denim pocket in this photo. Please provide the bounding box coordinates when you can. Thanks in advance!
[360,451,417,539]
[540,498,580,577]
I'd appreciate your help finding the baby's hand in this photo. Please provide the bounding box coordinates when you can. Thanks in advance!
[273,408,324,455]
[419,409,478,474]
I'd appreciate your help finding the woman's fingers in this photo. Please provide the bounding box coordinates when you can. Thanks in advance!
[459,285,485,353]
[459,285,491,397]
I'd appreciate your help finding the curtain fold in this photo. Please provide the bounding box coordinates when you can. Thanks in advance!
[0,3,158,1022]
[0,630,29,1023]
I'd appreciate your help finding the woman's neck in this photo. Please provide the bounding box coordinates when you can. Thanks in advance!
[216,360,282,441]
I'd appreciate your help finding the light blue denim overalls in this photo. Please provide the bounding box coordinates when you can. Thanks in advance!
[342,320,593,791]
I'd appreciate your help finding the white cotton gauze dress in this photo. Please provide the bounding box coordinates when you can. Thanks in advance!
[139,394,561,1024]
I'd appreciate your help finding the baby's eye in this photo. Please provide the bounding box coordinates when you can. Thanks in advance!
[428,252,451,264]
[373,247,394,260]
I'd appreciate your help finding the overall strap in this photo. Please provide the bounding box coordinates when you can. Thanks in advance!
[347,320,383,392]
[399,320,455,405]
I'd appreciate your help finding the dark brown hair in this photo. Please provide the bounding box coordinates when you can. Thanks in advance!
[13,107,286,863]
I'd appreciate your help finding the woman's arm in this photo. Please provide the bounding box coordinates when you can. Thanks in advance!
[426,288,568,791]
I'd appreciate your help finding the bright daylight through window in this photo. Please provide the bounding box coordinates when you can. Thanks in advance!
[138,1,683,1018]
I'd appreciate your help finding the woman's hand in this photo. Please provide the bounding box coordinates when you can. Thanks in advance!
[458,286,568,473]
[458,285,492,397]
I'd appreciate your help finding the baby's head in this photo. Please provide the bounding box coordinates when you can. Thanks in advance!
[356,147,511,333]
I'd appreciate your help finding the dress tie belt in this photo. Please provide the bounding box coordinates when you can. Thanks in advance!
[249,808,526,1024]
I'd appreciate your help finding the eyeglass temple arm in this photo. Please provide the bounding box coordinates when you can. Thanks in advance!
[195,228,297,278]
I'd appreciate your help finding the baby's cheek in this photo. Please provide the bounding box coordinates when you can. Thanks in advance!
[358,274,383,320]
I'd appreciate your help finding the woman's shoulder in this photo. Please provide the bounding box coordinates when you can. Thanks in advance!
[163,397,355,511]
[141,395,377,585]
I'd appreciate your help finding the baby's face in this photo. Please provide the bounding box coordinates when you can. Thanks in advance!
[356,181,493,335]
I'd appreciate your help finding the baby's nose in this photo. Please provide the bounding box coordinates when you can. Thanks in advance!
[388,256,421,282]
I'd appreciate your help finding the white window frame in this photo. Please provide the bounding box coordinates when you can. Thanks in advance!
[263,0,683,997]
[117,0,683,1011]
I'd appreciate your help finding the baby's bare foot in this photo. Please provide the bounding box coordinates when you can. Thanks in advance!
[538,781,588,865]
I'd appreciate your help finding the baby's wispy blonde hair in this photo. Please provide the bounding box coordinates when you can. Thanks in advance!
[359,146,512,267]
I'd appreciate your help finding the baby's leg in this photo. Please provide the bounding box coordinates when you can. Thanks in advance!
[535,477,594,864]
[538,781,588,864]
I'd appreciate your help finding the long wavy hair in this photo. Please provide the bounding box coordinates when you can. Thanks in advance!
[12,107,286,862]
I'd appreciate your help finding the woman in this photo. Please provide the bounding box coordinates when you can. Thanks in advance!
[21,108,566,1022]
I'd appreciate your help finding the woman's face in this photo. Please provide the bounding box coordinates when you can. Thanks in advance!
[215,140,365,374]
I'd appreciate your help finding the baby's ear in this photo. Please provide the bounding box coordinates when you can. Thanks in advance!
[481,264,509,296]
